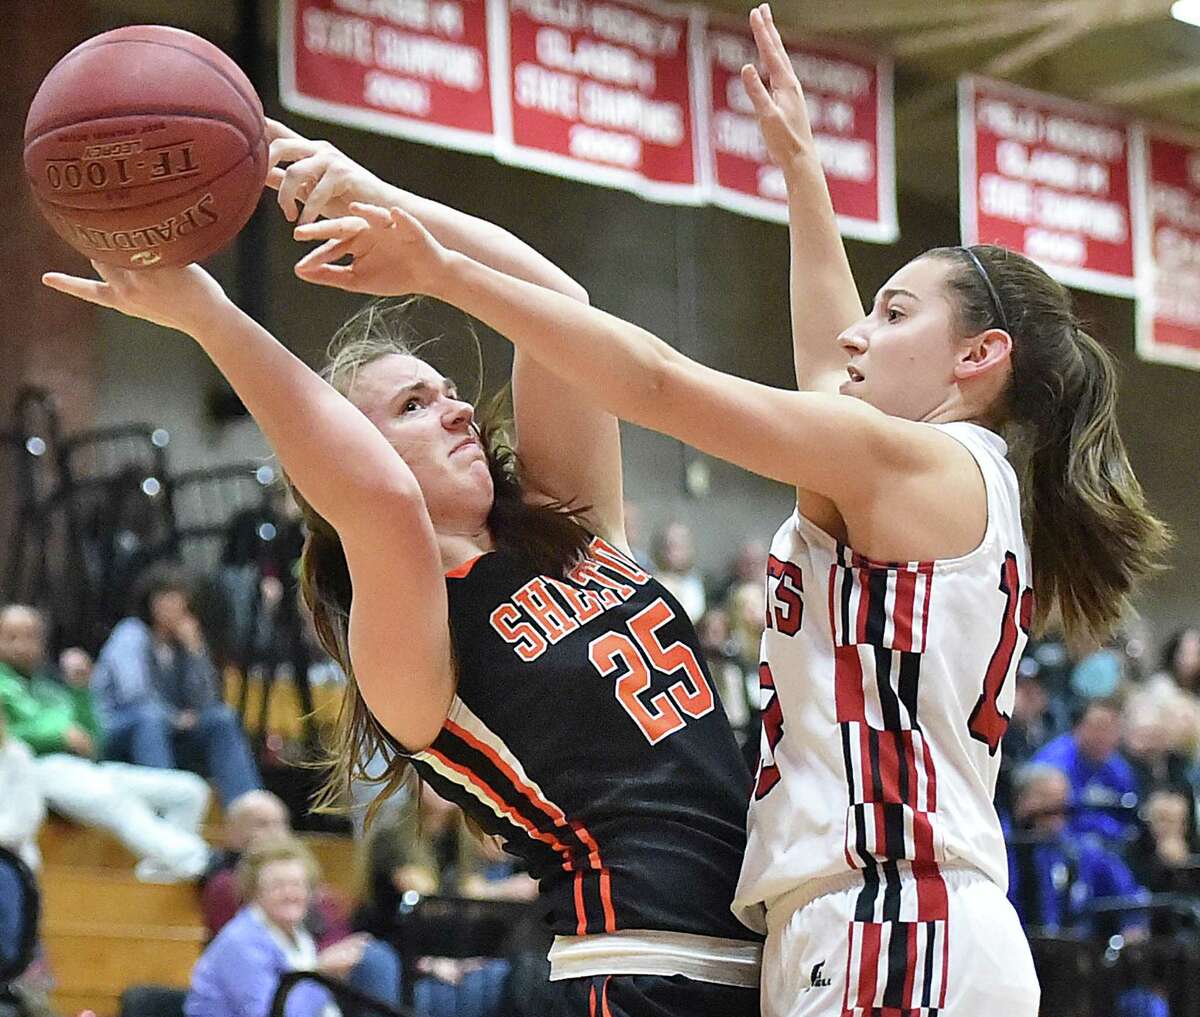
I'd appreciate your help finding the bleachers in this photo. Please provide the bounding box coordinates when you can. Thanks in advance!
[37,815,357,1016]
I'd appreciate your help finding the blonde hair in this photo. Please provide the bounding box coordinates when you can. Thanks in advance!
[236,834,320,901]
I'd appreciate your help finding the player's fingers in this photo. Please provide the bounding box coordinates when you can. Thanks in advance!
[293,260,360,290]
[348,201,399,228]
[276,154,327,222]
[42,272,118,309]
[296,171,342,226]
[751,3,795,88]
[265,117,305,144]
[267,137,322,174]
[741,63,775,118]
[294,236,359,273]
[265,166,286,192]
[293,215,368,243]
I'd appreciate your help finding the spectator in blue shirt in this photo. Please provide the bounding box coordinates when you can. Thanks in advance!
[92,564,261,807]
[1033,697,1140,848]
[1007,763,1144,934]
[1007,763,1167,1017]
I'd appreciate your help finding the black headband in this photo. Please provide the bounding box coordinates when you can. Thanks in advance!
[960,246,1010,334]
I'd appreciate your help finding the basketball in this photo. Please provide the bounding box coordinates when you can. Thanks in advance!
[24,25,267,269]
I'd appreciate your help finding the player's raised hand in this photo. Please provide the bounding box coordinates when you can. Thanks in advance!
[292,201,452,296]
[42,261,233,335]
[266,118,389,226]
[740,4,816,178]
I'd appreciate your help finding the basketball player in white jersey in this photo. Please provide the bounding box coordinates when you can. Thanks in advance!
[202,10,1166,1016]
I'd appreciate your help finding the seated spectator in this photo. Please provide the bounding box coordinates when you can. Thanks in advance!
[188,835,385,1017]
[695,609,752,746]
[1123,696,1198,845]
[356,786,529,1017]
[1034,697,1141,848]
[1131,788,1197,893]
[201,790,400,1006]
[0,604,210,881]
[0,707,42,977]
[93,564,262,807]
[1007,764,1167,1017]
[1007,763,1146,936]
[996,671,1061,819]
[650,521,705,623]
[1149,626,1200,696]
[711,539,768,609]
[0,709,44,873]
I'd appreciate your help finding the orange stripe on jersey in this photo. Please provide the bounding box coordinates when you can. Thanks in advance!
[445,555,484,579]
[424,748,575,869]
[440,720,617,934]
[601,976,614,1017]
[599,868,616,933]
[575,871,587,936]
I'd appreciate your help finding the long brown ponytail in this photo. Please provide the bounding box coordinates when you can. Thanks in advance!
[298,300,592,819]
[929,245,1171,647]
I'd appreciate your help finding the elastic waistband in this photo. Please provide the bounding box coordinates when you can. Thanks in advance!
[765,862,987,935]
[548,929,762,988]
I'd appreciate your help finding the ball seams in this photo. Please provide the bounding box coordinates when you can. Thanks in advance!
[25,37,264,148]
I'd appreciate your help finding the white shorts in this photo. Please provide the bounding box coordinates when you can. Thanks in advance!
[761,865,1039,1017]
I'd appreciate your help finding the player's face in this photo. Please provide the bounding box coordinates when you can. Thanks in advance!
[255,858,311,931]
[836,257,967,420]
[347,354,494,530]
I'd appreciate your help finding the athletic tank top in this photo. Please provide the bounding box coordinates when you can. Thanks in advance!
[733,422,1032,932]
[409,536,759,945]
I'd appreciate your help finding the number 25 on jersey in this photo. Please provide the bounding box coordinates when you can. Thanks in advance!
[587,598,715,745]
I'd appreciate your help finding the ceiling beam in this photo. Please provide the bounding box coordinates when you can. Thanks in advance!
[891,2,1074,57]
[984,0,1173,75]
[984,15,1096,75]
[1095,64,1200,104]
[790,1,1038,37]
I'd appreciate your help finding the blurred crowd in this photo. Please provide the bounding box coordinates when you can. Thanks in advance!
[1,504,1199,1017]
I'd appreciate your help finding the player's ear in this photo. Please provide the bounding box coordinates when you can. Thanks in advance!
[954,327,1011,382]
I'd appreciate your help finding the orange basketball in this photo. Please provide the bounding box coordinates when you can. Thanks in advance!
[24,25,267,269]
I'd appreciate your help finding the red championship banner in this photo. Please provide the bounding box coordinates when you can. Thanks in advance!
[700,23,896,243]
[1132,125,1200,369]
[488,0,704,202]
[279,0,495,155]
[959,77,1136,297]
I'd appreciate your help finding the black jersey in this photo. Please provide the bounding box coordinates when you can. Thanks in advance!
[409,536,757,942]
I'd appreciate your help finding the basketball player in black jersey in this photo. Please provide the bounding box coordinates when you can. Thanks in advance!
[43,130,762,1016]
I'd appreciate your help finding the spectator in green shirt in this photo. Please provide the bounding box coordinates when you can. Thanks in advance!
[0,604,213,882]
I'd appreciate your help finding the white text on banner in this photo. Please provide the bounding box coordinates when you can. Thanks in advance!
[699,22,895,244]
[1133,125,1200,370]
[280,0,496,156]
[488,0,704,203]
[959,76,1136,297]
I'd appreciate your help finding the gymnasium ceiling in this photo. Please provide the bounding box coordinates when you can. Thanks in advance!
[92,0,1200,206]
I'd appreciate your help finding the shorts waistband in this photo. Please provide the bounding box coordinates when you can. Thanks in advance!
[765,862,987,934]
[548,929,762,988]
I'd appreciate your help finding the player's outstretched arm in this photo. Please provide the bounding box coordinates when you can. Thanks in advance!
[41,263,453,750]
[742,4,862,395]
[265,119,626,548]
[290,205,948,515]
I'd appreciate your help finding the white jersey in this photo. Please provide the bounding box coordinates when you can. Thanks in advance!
[733,422,1032,933]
